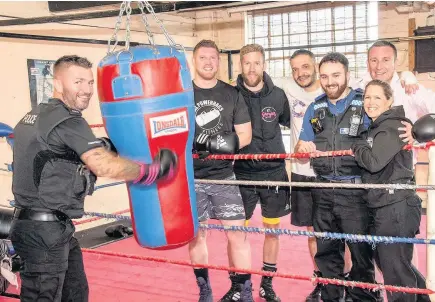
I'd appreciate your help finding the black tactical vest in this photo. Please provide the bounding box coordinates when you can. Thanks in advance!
[12,99,96,219]
[311,90,365,177]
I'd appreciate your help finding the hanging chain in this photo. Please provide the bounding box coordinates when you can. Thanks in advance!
[108,1,184,54]
[137,1,155,45]
[124,1,133,51]
[141,1,177,47]
[107,1,127,54]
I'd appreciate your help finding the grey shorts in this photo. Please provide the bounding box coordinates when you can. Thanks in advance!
[195,175,246,222]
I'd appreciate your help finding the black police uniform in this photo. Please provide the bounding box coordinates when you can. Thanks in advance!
[310,89,378,302]
[10,98,102,302]
[352,106,430,302]
[234,72,291,220]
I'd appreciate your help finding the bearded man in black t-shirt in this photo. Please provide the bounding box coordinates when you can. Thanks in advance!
[188,40,254,302]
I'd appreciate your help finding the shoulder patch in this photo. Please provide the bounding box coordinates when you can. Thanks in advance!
[314,102,328,110]
[350,99,363,106]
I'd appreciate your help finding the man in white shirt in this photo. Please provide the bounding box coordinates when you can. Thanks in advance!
[355,40,435,124]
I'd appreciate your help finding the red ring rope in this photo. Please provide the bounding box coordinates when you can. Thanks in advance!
[81,248,434,295]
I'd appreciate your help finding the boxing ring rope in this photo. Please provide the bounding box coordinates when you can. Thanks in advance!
[3,133,435,298]
[79,211,435,246]
[80,248,434,296]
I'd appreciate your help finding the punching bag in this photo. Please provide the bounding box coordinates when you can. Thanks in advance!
[97,46,198,250]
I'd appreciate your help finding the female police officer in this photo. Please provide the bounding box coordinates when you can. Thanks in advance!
[352,79,430,302]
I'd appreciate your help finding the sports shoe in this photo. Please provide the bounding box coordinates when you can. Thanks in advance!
[305,283,321,302]
[259,277,281,301]
[196,277,213,302]
[219,280,254,301]
[305,270,321,302]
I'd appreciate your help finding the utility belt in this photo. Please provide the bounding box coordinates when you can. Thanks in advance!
[316,177,362,184]
[13,208,70,222]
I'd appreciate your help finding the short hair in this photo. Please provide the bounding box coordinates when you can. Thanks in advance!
[365,79,394,101]
[53,55,92,75]
[193,39,220,55]
[240,44,266,61]
[368,40,398,60]
[319,52,349,72]
[290,49,315,61]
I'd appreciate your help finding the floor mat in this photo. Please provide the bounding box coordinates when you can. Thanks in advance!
[75,220,133,249]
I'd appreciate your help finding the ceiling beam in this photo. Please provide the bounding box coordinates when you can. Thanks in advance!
[0,1,238,27]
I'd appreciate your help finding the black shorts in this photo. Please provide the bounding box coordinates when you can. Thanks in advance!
[237,168,291,221]
[290,173,315,227]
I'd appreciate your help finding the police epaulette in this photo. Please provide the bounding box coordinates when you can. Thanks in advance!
[314,93,327,102]
[354,88,364,95]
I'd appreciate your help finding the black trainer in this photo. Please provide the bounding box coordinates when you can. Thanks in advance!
[259,277,281,302]
[196,277,213,302]
[305,271,322,302]
[219,280,254,301]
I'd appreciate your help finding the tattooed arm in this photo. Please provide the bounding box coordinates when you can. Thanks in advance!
[80,147,141,181]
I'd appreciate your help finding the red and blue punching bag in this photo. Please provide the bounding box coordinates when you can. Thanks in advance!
[97,46,198,250]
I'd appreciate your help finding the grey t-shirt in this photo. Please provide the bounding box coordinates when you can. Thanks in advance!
[193,80,251,179]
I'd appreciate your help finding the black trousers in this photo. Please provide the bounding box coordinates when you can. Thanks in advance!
[10,219,88,302]
[371,196,430,302]
[312,188,379,302]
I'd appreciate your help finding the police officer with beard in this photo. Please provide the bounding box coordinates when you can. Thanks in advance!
[294,52,379,302]
[10,55,177,302]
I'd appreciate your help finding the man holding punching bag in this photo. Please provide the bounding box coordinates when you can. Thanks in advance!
[10,55,177,302]
[188,40,254,302]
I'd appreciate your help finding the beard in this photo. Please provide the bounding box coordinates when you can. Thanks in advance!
[323,81,348,100]
[64,90,91,111]
[295,73,316,89]
[196,69,217,81]
[242,72,263,88]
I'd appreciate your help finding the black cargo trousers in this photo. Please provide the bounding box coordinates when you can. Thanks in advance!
[10,214,88,302]
[311,184,380,302]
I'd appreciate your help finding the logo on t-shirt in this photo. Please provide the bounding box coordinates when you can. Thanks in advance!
[195,100,224,135]
[261,107,277,122]
[291,99,307,118]
[150,111,188,138]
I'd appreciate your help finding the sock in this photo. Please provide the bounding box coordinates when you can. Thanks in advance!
[194,268,209,281]
[230,272,251,284]
[262,262,277,282]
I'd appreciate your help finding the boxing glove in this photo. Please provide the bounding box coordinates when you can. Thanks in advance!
[99,137,118,153]
[105,224,134,238]
[412,114,435,143]
[195,132,240,155]
[134,149,178,185]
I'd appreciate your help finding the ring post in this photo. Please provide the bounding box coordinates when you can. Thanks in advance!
[427,145,435,301]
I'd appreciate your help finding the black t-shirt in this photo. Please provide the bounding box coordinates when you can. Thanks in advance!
[46,115,102,156]
[193,80,250,179]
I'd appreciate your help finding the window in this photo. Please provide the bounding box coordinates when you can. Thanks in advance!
[246,2,378,79]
